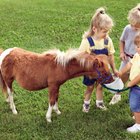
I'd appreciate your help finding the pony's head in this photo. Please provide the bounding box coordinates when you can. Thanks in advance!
[91,55,114,84]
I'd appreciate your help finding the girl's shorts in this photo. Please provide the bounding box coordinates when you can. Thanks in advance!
[83,76,96,86]
[129,86,140,112]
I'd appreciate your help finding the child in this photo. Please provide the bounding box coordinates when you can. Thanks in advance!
[79,7,118,113]
[118,33,140,133]
[110,3,140,105]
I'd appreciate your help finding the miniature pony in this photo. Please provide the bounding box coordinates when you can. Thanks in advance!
[0,47,113,122]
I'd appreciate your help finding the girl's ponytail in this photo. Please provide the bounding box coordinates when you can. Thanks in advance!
[82,7,113,38]
[93,7,106,21]
[96,7,105,15]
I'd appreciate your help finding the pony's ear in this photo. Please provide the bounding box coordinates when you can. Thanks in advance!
[100,61,104,67]
[93,58,103,68]
[93,58,99,67]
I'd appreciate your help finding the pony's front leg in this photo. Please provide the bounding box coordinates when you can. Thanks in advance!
[46,85,60,122]
[52,92,61,115]
[46,101,61,123]
[53,102,61,115]
[7,87,17,114]
[46,103,53,123]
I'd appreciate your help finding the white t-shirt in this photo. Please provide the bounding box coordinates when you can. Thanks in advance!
[120,24,138,55]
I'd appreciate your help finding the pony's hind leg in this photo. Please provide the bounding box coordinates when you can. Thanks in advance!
[7,86,17,114]
[0,72,9,102]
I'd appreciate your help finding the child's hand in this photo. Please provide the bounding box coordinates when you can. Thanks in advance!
[120,52,127,61]
[127,81,132,88]
[113,69,119,77]
[117,71,123,78]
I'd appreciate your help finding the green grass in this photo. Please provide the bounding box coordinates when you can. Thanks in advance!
[0,0,140,139]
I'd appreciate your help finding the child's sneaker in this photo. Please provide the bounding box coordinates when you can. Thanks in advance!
[82,103,90,113]
[96,102,107,110]
[109,94,121,105]
[127,124,140,133]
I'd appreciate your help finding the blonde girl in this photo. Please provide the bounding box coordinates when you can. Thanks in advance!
[79,7,118,112]
[110,3,140,105]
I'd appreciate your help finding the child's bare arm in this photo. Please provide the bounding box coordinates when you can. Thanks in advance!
[119,41,127,61]
[108,54,118,74]
[119,62,131,78]
[127,73,140,87]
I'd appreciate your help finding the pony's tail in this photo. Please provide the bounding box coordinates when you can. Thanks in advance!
[0,49,7,96]
[0,71,7,94]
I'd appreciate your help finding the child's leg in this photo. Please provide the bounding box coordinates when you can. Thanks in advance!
[134,112,140,124]
[84,85,94,101]
[96,84,107,110]
[127,86,140,133]
[82,85,94,113]
[96,84,103,100]
[109,60,129,105]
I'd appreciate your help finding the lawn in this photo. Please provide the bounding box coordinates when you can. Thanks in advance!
[0,0,140,139]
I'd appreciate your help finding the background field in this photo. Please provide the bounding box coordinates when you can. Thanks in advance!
[0,0,140,139]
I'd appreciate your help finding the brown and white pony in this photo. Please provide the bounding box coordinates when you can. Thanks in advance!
[0,47,113,122]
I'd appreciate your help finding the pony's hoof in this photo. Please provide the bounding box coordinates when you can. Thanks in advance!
[46,118,52,123]
[56,110,61,115]
[54,109,61,115]
[13,110,18,115]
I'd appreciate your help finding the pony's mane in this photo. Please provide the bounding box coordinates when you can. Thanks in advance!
[44,48,86,67]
